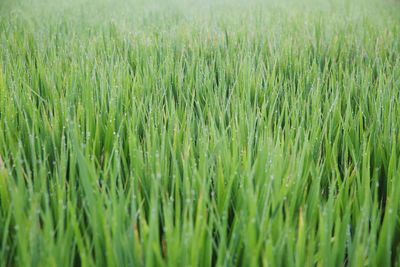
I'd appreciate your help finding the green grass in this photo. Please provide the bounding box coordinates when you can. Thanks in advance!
[0,0,400,266]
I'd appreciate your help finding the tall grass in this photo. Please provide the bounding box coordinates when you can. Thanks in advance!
[0,0,399,266]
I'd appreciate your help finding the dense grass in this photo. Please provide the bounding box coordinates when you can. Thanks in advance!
[0,0,400,266]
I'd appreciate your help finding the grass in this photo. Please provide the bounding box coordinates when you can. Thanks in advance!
[0,0,399,266]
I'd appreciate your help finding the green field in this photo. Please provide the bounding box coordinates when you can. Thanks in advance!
[0,0,400,266]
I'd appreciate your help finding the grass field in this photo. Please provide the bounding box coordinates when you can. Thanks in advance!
[0,0,400,266]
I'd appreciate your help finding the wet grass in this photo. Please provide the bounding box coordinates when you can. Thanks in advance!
[0,0,400,266]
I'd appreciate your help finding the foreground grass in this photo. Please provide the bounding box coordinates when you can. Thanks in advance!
[0,0,400,266]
